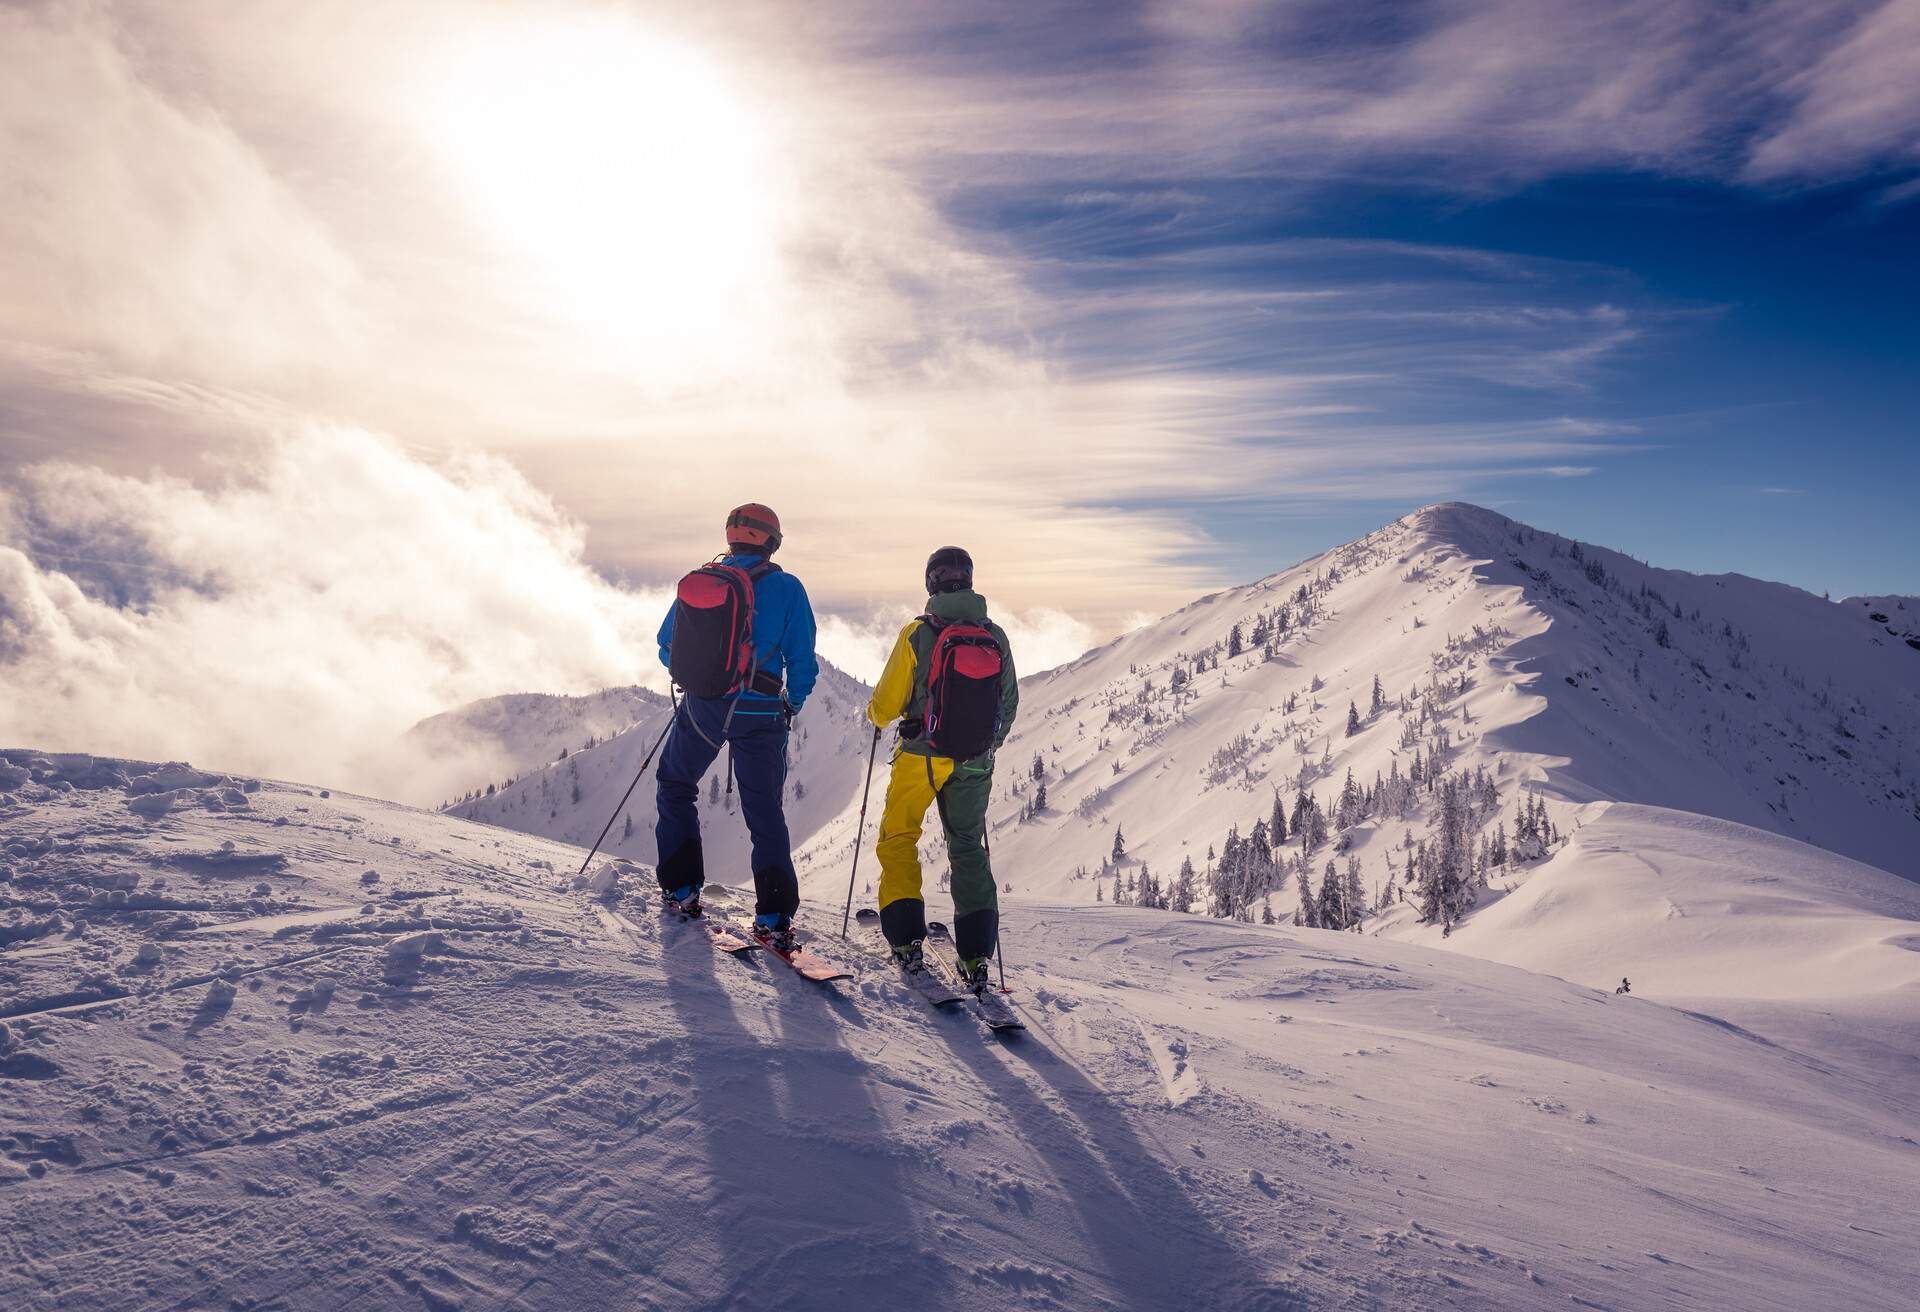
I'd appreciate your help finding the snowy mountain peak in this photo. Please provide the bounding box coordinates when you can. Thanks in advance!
[1403,500,1520,550]
[948,501,1920,937]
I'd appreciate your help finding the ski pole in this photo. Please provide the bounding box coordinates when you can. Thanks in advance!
[986,824,1009,993]
[840,725,883,936]
[576,699,677,879]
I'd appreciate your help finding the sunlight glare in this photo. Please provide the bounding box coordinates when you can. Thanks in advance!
[431,20,783,376]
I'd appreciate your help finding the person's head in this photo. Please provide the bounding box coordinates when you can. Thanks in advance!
[925,545,973,595]
[725,503,781,556]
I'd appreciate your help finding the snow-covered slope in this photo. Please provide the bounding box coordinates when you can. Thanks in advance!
[446,660,874,878]
[1847,594,1920,650]
[1376,802,1920,1003]
[4,752,1916,1310]
[402,685,667,806]
[938,503,1919,924]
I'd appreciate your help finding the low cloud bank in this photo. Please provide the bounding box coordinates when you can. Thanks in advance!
[0,427,1106,804]
[0,427,666,803]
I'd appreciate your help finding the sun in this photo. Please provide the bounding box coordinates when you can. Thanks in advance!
[429,19,783,374]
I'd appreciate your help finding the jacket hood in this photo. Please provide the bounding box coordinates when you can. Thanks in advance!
[925,589,988,622]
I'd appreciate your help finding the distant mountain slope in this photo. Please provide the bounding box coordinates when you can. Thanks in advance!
[404,685,667,805]
[927,503,1918,924]
[1846,594,1920,650]
[446,659,874,878]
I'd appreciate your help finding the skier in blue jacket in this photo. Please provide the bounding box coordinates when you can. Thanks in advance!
[653,504,819,945]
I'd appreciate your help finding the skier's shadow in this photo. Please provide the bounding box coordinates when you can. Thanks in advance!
[660,917,935,1311]
[923,1015,1299,1312]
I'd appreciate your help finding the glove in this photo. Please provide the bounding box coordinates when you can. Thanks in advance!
[900,717,925,740]
[782,701,798,728]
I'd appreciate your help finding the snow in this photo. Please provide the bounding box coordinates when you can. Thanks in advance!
[8,501,1920,1309]
[401,686,667,806]
[840,502,1919,920]
[3,751,1918,1309]
[450,659,876,882]
[1376,802,1920,1004]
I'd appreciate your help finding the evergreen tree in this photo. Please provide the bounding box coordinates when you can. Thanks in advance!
[1296,864,1320,928]
[1336,768,1362,828]
[1346,701,1362,737]
[1369,673,1386,718]
[1341,857,1367,929]
[1268,791,1288,844]
[1228,623,1244,657]
[1317,859,1344,929]
[1112,824,1127,861]
[1034,780,1048,812]
[1172,856,1197,914]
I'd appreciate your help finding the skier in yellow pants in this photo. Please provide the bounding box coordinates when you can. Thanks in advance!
[868,547,1018,987]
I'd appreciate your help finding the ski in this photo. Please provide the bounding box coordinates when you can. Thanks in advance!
[853,909,965,1009]
[662,895,759,955]
[694,888,851,983]
[925,922,1025,1032]
[744,921,854,983]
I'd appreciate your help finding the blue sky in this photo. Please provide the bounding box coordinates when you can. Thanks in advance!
[874,1,1920,599]
[3,0,1918,779]
[991,169,1920,596]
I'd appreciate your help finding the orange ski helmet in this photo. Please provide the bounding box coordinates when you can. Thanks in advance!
[725,503,782,554]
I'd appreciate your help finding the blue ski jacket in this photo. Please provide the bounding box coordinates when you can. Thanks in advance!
[656,553,819,713]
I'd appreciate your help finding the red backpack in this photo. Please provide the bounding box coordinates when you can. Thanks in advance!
[921,617,1005,761]
[669,560,779,698]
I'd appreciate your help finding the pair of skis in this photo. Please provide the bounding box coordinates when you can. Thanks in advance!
[854,909,1023,1032]
[665,892,851,983]
[655,892,1021,1031]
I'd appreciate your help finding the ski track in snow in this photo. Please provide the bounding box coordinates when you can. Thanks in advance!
[3,753,1917,1310]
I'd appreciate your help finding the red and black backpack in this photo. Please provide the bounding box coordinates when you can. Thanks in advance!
[669,560,780,698]
[920,616,1005,761]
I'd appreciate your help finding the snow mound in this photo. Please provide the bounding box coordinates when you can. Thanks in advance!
[1379,803,1920,1002]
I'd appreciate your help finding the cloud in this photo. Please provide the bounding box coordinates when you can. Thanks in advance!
[815,604,1095,685]
[0,3,366,383]
[0,426,667,804]
[838,0,1904,189]
[1746,0,1920,180]
[0,0,1836,720]
[1544,466,1598,478]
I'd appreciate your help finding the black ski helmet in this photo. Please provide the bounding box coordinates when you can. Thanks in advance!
[925,546,973,595]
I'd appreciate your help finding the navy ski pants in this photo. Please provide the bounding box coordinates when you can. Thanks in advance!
[653,695,799,917]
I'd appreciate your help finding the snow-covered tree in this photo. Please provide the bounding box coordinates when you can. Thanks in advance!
[1172,856,1197,914]
[1296,864,1319,929]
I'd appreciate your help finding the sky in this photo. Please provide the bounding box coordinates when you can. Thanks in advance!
[2,0,1917,795]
